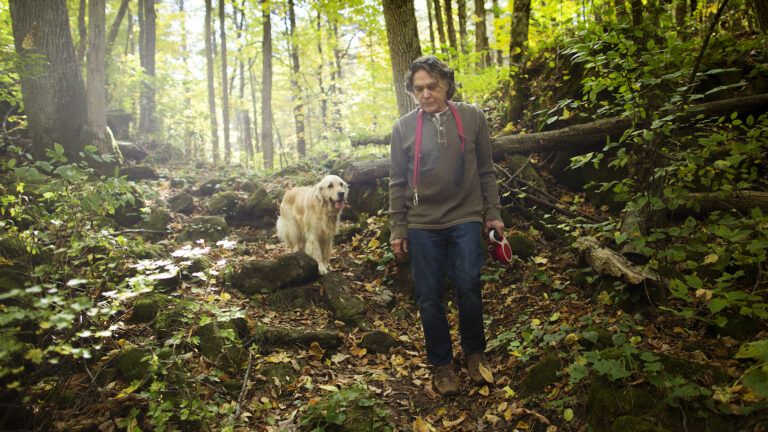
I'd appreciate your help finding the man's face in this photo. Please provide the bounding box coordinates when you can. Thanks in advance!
[410,70,449,114]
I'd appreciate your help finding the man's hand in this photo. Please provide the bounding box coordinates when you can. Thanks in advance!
[485,219,505,237]
[390,238,408,262]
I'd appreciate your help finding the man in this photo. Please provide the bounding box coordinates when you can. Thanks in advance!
[388,55,504,396]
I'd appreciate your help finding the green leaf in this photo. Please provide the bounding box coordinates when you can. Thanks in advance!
[735,340,768,362]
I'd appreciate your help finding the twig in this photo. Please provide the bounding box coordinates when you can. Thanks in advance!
[686,0,731,101]
[231,349,255,421]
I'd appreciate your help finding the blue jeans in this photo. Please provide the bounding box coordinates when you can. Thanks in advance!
[408,222,486,366]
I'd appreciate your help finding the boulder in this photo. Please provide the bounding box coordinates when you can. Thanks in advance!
[520,355,561,397]
[120,165,159,181]
[232,252,318,295]
[260,363,299,387]
[138,206,172,241]
[507,233,537,260]
[129,293,173,323]
[168,192,195,214]
[207,191,240,217]
[115,346,152,382]
[230,187,278,228]
[178,216,229,243]
[197,179,223,196]
[322,273,366,326]
[359,330,400,354]
[195,319,248,371]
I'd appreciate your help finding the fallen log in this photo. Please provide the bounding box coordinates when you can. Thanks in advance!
[685,190,768,214]
[571,236,664,287]
[492,93,768,158]
[341,94,768,184]
[349,133,391,147]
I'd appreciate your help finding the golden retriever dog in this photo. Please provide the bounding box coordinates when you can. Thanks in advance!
[276,175,349,274]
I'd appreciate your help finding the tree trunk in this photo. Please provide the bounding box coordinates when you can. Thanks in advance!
[492,0,502,64]
[615,0,629,22]
[288,0,306,157]
[330,21,343,133]
[9,0,91,163]
[178,0,197,160]
[261,0,274,170]
[205,0,220,165]
[234,1,253,164]
[138,0,157,138]
[383,0,422,117]
[86,0,111,155]
[474,0,490,68]
[571,237,662,286]
[107,0,131,52]
[630,0,643,28]
[457,0,467,54]
[444,0,458,53]
[506,0,531,123]
[754,0,768,32]
[314,9,328,131]
[219,0,231,164]
[248,59,260,153]
[125,5,134,55]
[427,0,436,53]
[77,0,87,64]
[432,0,448,54]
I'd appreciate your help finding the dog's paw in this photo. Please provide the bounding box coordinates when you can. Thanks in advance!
[318,264,329,275]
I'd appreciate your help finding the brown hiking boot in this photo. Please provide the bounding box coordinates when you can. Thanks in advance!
[432,364,460,396]
[466,352,494,385]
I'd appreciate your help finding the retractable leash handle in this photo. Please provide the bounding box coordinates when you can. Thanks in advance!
[487,228,513,265]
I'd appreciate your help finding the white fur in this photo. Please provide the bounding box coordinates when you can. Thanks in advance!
[276,175,349,274]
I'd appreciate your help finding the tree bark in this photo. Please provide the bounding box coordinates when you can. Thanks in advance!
[205,0,220,164]
[77,0,87,64]
[138,0,157,138]
[330,21,343,133]
[234,0,253,164]
[86,0,111,155]
[755,0,768,32]
[474,0,490,68]
[9,0,91,163]
[571,237,662,286]
[432,0,448,54]
[492,0,502,64]
[288,0,306,157]
[506,0,531,123]
[219,0,231,164]
[457,0,467,54]
[261,0,274,170]
[444,0,458,53]
[107,0,131,52]
[314,9,328,131]
[383,0,422,117]
[248,60,260,153]
[427,0,436,53]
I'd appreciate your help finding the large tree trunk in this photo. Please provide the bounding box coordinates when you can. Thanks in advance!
[457,0,467,54]
[432,0,448,54]
[383,0,422,117]
[86,0,111,155]
[107,0,131,52]
[474,0,490,68]
[444,0,458,53]
[219,0,231,164]
[492,0,502,64]
[261,0,274,170]
[314,9,328,131]
[9,0,91,163]
[205,0,220,164]
[754,0,768,32]
[506,0,531,123]
[427,0,436,53]
[248,60,260,153]
[288,0,306,157]
[234,1,253,164]
[329,21,343,133]
[138,0,158,138]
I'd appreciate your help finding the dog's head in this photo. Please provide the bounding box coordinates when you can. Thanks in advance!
[315,175,349,212]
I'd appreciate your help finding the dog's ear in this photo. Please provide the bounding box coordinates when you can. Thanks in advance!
[314,183,324,204]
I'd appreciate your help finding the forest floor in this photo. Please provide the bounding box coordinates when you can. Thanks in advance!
[43,165,766,432]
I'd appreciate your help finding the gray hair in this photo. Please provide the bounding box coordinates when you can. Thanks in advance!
[404,55,456,100]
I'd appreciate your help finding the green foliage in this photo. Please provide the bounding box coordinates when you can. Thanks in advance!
[300,384,392,432]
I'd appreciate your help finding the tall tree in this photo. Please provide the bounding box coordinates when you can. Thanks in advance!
[427,0,436,53]
[329,20,343,132]
[474,0,491,67]
[314,9,328,130]
[107,0,131,52]
[205,0,220,164]
[288,0,306,156]
[86,0,110,154]
[383,0,422,116]
[444,0,458,53]
[754,0,768,31]
[492,0,502,64]
[77,0,87,64]
[125,4,134,55]
[138,0,158,137]
[248,60,260,153]
[432,0,448,54]
[9,0,91,162]
[457,0,468,54]
[233,1,253,164]
[219,0,231,163]
[506,0,531,123]
[261,0,274,170]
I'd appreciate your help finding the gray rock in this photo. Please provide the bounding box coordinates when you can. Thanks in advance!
[168,192,195,214]
[232,252,319,295]
[360,330,400,354]
[178,216,229,243]
[322,273,366,325]
[252,325,342,351]
[120,165,159,181]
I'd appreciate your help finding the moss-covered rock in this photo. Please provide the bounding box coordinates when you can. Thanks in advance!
[115,346,152,382]
[120,165,159,181]
[130,293,173,323]
[195,319,248,372]
[232,252,319,295]
[578,327,614,350]
[197,179,223,196]
[322,273,366,326]
[360,330,400,354]
[267,285,319,310]
[168,192,195,214]
[230,187,278,228]
[207,191,240,216]
[507,233,537,260]
[251,326,342,351]
[520,355,562,397]
[587,383,660,432]
[178,216,229,243]
[153,298,197,339]
[138,206,172,241]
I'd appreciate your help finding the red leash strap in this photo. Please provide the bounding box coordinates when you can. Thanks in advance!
[412,101,465,207]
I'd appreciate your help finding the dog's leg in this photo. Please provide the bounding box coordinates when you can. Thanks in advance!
[305,235,328,274]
